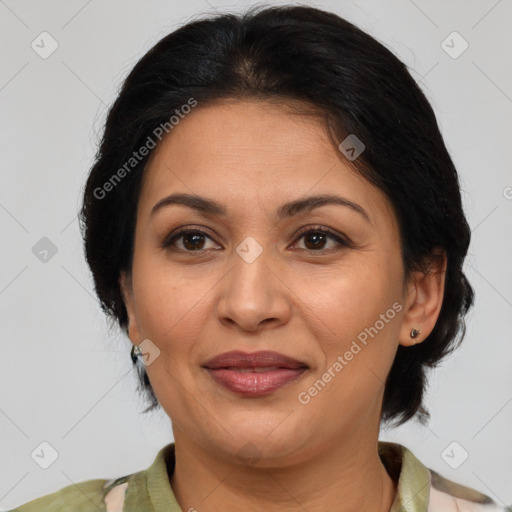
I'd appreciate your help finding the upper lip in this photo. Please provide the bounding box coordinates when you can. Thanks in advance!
[202,350,309,369]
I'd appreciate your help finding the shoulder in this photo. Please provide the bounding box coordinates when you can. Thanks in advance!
[428,470,512,512]
[6,444,175,512]
[6,474,135,512]
[379,441,511,512]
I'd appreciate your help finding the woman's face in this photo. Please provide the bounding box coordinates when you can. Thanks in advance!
[121,99,417,465]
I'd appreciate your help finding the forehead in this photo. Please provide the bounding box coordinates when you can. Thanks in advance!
[144,99,337,181]
[138,99,395,226]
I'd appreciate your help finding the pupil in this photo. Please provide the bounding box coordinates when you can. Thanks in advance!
[184,233,204,250]
[306,233,325,249]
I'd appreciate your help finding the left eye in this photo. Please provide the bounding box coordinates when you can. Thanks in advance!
[162,227,350,252]
[293,227,350,251]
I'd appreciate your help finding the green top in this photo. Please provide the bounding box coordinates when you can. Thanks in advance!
[7,441,510,511]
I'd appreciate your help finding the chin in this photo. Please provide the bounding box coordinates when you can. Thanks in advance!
[213,428,308,467]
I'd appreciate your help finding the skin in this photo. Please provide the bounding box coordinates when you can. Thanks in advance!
[120,99,446,511]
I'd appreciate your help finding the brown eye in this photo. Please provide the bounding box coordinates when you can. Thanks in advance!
[162,229,219,252]
[162,226,351,254]
[292,227,351,251]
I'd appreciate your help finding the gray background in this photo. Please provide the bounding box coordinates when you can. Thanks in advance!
[1,0,511,508]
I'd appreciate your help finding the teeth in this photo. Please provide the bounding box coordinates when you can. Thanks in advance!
[226,366,282,373]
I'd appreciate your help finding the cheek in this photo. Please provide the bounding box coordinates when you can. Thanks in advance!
[130,252,219,352]
[313,262,403,339]
[129,264,213,410]
[305,263,403,395]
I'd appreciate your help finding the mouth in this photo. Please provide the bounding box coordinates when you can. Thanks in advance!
[202,350,309,396]
[221,366,294,373]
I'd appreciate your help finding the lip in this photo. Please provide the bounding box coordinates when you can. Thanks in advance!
[202,350,309,397]
[203,350,308,369]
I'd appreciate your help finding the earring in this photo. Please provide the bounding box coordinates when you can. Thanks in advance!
[130,344,143,364]
[410,328,422,341]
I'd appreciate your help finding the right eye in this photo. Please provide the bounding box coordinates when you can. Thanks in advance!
[162,228,221,252]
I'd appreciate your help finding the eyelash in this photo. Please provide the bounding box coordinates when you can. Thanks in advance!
[161,225,352,254]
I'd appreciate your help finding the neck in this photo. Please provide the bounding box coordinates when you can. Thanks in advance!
[169,428,397,512]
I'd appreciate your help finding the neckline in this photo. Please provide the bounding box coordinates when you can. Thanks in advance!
[150,441,431,512]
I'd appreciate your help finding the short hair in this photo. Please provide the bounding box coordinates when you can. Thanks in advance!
[79,4,474,427]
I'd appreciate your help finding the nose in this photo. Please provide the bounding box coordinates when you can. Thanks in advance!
[215,243,292,333]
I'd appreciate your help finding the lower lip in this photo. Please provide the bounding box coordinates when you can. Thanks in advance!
[205,367,307,396]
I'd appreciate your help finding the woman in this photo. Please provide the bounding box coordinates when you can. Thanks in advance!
[9,4,509,512]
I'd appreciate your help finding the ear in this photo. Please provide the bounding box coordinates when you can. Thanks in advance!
[398,249,447,347]
[119,271,141,344]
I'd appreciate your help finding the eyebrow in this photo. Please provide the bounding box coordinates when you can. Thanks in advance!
[150,192,371,223]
